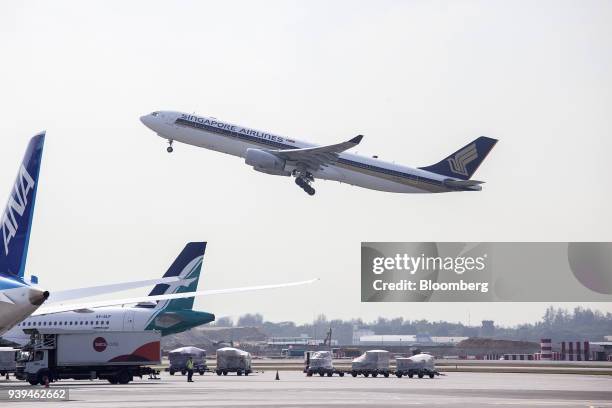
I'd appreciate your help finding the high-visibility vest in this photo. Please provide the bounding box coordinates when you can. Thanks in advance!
[186,360,194,370]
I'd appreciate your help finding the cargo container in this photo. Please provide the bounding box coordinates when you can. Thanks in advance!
[395,353,439,378]
[350,350,390,377]
[304,351,345,377]
[16,330,161,385]
[215,347,252,376]
[167,346,207,375]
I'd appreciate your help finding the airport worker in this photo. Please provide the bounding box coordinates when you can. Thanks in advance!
[186,357,194,382]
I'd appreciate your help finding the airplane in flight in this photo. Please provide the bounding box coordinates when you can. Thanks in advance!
[0,133,317,339]
[140,111,498,196]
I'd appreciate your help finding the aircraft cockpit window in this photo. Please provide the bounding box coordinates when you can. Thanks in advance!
[151,112,159,117]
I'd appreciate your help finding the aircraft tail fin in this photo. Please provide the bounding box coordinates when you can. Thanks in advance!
[0,132,45,278]
[137,242,206,311]
[419,136,498,180]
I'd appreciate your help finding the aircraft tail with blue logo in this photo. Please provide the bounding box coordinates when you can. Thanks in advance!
[0,132,45,279]
[419,136,498,181]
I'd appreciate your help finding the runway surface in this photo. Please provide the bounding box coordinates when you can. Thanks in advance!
[1,371,611,407]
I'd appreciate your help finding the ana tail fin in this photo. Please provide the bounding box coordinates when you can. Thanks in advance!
[0,132,45,278]
[419,136,498,180]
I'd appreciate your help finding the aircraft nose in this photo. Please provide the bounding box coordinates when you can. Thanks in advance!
[140,114,150,127]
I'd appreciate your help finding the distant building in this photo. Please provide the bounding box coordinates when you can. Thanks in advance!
[267,335,337,346]
[481,320,495,337]
[352,328,375,345]
[357,334,467,346]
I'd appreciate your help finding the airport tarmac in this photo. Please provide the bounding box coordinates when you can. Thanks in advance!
[1,371,611,407]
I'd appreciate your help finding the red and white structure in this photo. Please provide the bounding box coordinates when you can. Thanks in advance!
[540,338,553,360]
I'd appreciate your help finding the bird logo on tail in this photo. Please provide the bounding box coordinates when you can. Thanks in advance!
[447,143,478,177]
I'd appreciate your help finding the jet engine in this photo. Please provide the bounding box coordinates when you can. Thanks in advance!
[245,148,290,176]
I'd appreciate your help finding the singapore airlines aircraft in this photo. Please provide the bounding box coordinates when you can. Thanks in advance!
[141,111,498,195]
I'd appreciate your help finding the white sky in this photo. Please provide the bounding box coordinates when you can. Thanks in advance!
[1,0,611,327]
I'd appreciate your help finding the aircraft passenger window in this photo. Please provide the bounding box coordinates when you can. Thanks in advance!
[79,321,83,325]
[96,321,99,325]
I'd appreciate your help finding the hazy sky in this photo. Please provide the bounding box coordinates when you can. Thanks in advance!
[1,0,611,327]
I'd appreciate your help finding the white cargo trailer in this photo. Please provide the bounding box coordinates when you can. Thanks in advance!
[215,347,252,376]
[16,330,161,385]
[350,350,391,377]
[395,353,439,378]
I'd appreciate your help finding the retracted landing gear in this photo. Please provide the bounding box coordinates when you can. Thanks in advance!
[294,171,315,196]
[167,140,174,153]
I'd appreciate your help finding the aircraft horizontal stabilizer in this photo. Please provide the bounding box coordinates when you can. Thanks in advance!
[33,278,319,316]
[443,179,485,187]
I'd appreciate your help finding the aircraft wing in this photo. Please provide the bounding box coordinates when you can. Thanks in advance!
[44,276,182,303]
[32,278,319,316]
[269,135,363,171]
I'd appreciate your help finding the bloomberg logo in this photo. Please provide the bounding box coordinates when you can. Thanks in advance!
[1,165,35,256]
[93,337,108,352]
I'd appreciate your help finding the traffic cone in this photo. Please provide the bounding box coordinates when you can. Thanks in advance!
[275,370,280,380]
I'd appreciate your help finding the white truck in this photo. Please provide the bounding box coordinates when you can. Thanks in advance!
[16,330,161,385]
[304,351,345,377]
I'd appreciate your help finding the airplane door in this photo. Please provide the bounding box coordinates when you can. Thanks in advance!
[122,310,136,330]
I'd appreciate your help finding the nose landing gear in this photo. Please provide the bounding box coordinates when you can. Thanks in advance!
[167,140,174,153]
[294,172,315,196]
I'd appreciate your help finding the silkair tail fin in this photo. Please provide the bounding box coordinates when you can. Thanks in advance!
[0,132,45,278]
[136,242,206,311]
[419,136,498,180]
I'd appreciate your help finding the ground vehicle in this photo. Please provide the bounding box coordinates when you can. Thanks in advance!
[215,347,252,376]
[350,350,390,377]
[0,347,18,378]
[395,353,440,378]
[15,330,161,385]
[167,346,207,375]
[304,351,345,377]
